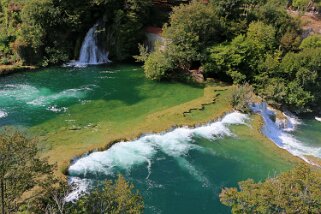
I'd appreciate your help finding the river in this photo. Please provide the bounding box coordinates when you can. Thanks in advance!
[0,65,320,213]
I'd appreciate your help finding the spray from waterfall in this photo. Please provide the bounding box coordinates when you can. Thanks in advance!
[65,23,111,67]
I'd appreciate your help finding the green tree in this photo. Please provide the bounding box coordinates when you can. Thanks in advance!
[220,164,321,214]
[76,175,144,214]
[300,34,321,49]
[95,0,152,61]
[205,21,276,83]
[279,48,321,111]
[143,49,173,80]
[143,0,222,79]
[292,0,321,10]
[0,128,52,214]
[163,0,222,70]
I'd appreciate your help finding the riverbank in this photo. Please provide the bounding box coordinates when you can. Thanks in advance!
[0,65,36,76]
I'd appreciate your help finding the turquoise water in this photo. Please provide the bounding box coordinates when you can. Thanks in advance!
[68,113,293,213]
[68,112,321,213]
[294,118,321,147]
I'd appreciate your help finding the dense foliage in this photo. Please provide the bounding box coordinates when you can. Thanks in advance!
[0,0,152,66]
[0,128,52,213]
[139,0,320,112]
[220,164,321,213]
[291,0,321,11]
[0,129,143,213]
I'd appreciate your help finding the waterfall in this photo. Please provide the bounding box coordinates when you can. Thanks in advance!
[65,23,111,67]
[251,103,321,164]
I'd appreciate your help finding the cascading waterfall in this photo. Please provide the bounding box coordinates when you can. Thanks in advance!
[66,23,111,67]
[251,103,321,163]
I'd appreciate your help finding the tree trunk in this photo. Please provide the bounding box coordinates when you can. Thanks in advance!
[0,179,5,214]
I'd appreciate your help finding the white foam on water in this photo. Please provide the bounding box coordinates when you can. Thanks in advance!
[100,70,116,74]
[27,88,88,106]
[0,110,7,118]
[0,84,42,102]
[222,112,249,125]
[252,103,321,163]
[65,177,92,203]
[67,112,249,201]
[0,84,93,108]
[47,106,68,113]
[277,111,302,132]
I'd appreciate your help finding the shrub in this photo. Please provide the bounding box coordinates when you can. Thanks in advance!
[231,83,254,113]
[144,50,173,80]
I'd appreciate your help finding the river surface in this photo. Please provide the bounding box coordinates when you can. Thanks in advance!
[0,65,320,213]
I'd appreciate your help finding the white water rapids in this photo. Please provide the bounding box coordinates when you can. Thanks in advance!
[66,112,250,202]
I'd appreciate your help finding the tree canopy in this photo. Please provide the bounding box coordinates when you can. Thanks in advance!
[220,164,321,213]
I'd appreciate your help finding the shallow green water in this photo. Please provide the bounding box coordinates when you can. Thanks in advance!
[0,65,203,130]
